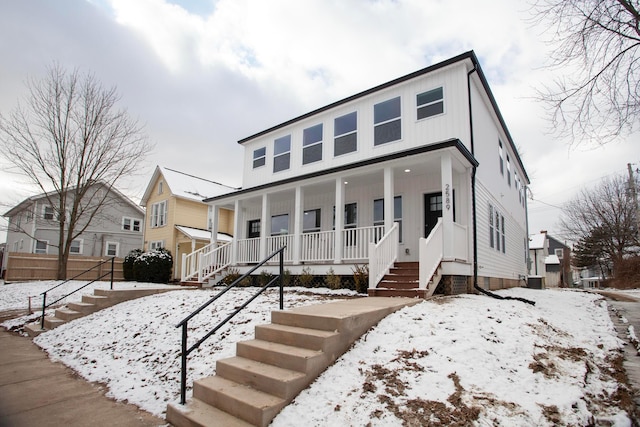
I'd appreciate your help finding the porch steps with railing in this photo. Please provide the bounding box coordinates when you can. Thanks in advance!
[24,288,178,337]
[166,297,421,427]
[368,262,441,298]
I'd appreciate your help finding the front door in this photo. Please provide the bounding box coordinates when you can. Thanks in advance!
[424,192,442,237]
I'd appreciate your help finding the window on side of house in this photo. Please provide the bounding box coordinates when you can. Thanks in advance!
[151,200,167,227]
[489,205,495,249]
[555,248,563,259]
[253,147,266,169]
[70,239,82,255]
[416,87,444,120]
[123,217,142,232]
[35,240,48,254]
[303,124,323,165]
[495,210,501,252]
[500,214,506,253]
[373,196,403,242]
[334,112,357,156]
[43,205,54,220]
[273,135,291,173]
[498,140,504,176]
[506,154,511,187]
[247,219,261,239]
[271,214,289,236]
[149,240,164,250]
[303,208,321,233]
[105,241,119,257]
[374,97,401,145]
[158,180,163,194]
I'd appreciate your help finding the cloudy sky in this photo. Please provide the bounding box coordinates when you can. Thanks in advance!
[0,0,637,244]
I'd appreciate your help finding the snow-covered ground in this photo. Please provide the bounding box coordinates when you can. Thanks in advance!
[1,283,635,426]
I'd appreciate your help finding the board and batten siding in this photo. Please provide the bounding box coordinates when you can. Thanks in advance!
[241,62,471,189]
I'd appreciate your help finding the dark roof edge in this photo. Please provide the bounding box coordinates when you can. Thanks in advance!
[238,51,476,145]
[205,139,478,203]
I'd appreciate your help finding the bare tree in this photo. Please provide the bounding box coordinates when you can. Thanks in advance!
[531,0,640,145]
[0,64,152,279]
[560,174,639,277]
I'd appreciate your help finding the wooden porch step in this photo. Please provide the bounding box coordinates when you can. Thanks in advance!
[367,288,429,298]
[179,281,203,288]
[377,281,420,290]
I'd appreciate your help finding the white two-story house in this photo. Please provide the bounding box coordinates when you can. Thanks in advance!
[184,51,530,297]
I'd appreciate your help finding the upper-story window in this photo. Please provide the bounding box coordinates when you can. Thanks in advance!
[158,180,163,194]
[416,87,444,120]
[150,200,167,227]
[506,154,512,187]
[43,205,54,220]
[273,135,291,172]
[498,140,504,175]
[253,147,266,169]
[334,112,357,156]
[122,217,142,232]
[374,97,401,146]
[303,124,323,165]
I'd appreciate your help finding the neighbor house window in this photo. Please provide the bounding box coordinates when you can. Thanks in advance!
[273,135,291,172]
[271,214,289,236]
[105,241,119,256]
[150,200,167,227]
[498,140,504,175]
[69,239,82,255]
[374,97,401,145]
[158,181,163,194]
[373,196,403,242]
[303,124,323,164]
[122,217,141,232]
[303,209,321,233]
[334,112,357,156]
[555,248,563,259]
[43,205,54,220]
[416,87,444,119]
[247,219,261,239]
[35,240,48,254]
[149,240,164,250]
[253,147,266,169]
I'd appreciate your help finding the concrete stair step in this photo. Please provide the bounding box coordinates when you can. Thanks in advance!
[67,301,98,315]
[43,316,65,329]
[54,308,83,321]
[81,294,110,307]
[166,398,253,427]
[216,356,307,399]
[254,323,340,351]
[236,339,324,373]
[194,375,285,427]
[24,322,46,337]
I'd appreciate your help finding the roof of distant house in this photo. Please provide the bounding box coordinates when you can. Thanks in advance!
[175,225,233,241]
[529,233,546,250]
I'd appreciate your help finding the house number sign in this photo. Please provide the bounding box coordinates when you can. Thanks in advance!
[445,184,451,211]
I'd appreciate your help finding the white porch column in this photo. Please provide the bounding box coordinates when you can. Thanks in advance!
[383,167,394,232]
[210,205,219,246]
[232,199,241,264]
[260,193,269,260]
[293,186,303,264]
[334,177,344,263]
[441,152,454,260]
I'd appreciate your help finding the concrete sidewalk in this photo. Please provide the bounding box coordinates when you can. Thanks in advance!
[0,329,165,427]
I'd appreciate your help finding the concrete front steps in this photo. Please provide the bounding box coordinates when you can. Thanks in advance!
[25,287,178,337]
[166,297,421,427]
[368,261,441,298]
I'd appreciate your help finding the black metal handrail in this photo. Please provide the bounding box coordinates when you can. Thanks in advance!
[40,257,116,329]
[176,246,286,405]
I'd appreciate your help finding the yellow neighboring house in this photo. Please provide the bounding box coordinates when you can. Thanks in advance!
[140,166,236,281]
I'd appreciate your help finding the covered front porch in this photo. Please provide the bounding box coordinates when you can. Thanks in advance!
[184,142,477,294]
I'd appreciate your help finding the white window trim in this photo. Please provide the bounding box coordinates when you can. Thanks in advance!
[149,240,164,250]
[374,97,402,146]
[416,86,445,121]
[70,239,83,255]
[334,111,358,157]
[43,205,54,220]
[253,147,266,169]
[273,135,291,173]
[105,241,119,257]
[122,217,142,232]
[151,200,167,228]
[35,240,48,254]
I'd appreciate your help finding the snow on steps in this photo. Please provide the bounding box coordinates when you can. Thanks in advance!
[166,297,421,427]
[25,287,179,337]
[368,261,442,298]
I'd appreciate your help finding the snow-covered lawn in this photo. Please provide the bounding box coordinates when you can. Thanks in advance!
[1,283,634,426]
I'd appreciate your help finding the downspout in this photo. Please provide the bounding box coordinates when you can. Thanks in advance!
[467,63,534,306]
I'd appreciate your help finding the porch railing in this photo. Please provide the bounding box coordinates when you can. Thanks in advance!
[368,222,399,289]
[266,235,294,263]
[237,237,260,263]
[301,230,334,261]
[342,225,384,260]
[181,241,231,282]
[419,218,443,292]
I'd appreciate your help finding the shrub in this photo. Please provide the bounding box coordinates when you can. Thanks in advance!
[123,249,142,281]
[297,267,314,288]
[133,248,173,283]
[352,264,369,294]
[219,267,241,286]
[325,268,342,290]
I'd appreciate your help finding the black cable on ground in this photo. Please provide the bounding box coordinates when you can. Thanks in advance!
[473,284,536,306]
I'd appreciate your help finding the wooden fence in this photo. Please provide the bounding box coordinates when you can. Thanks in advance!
[4,252,124,282]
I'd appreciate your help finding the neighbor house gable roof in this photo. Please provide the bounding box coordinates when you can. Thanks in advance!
[237,50,528,184]
[529,233,546,250]
[140,166,238,206]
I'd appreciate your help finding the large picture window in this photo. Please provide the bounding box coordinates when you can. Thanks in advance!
[303,209,321,232]
[271,214,289,236]
[303,124,323,164]
[416,87,444,119]
[334,112,357,156]
[273,135,291,172]
[374,97,401,145]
